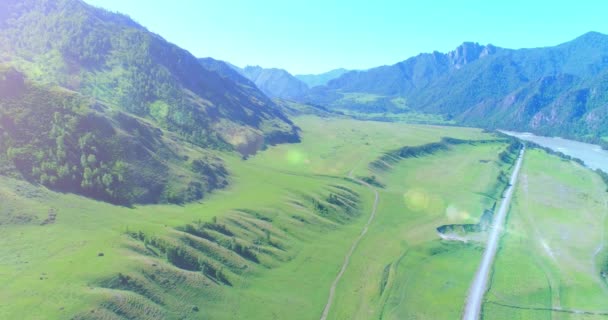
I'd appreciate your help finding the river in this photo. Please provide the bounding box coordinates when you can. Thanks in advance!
[500,131,608,172]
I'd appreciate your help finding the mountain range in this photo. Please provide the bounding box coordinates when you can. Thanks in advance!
[295,68,350,88]
[234,65,309,100]
[224,65,350,100]
[213,33,608,141]
[303,33,608,139]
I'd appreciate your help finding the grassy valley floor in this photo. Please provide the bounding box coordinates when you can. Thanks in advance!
[2,116,513,319]
[484,149,608,320]
[328,141,513,319]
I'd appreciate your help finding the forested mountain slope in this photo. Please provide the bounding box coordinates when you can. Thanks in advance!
[0,0,299,204]
[0,0,299,153]
[305,32,608,139]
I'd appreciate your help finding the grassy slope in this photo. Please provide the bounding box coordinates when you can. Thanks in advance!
[0,116,494,319]
[0,155,355,319]
[484,149,608,319]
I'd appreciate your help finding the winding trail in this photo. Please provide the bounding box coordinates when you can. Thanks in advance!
[462,147,525,320]
[319,170,379,320]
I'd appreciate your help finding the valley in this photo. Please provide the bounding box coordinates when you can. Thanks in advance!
[11,112,595,320]
[1,1,608,319]
[1,115,503,319]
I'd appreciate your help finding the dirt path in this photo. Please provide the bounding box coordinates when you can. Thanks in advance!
[319,170,379,320]
[462,147,525,320]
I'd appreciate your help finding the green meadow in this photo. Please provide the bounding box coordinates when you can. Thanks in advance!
[13,115,604,320]
[1,116,502,319]
[484,149,608,320]
[329,141,513,319]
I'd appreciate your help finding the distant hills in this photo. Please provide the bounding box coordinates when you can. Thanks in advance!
[232,65,309,100]
[221,32,608,141]
[295,68,350,88]
[227,65,350,100]
[302,32,608,139]
[0,0,299,204]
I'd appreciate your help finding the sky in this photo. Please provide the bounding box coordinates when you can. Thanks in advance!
[84,0,608,75]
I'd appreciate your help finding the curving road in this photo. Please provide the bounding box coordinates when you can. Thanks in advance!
[319,171,379,320]
[463,147,525,320]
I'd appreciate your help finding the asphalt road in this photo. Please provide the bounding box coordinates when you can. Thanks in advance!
[462,147,525,320]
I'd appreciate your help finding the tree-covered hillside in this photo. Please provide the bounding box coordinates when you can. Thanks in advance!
[0,0,301,204]
[0,0,299,154]
[0,67,228,205]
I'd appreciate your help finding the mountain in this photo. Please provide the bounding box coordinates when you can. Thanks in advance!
[318,42,499,97]
[235,65,309,100]
[304,42,500,113]
[0,0,299,154]
[305,33,608,139]
[197,57,254,86]
[295,68,349,88]
[0,0,300,204]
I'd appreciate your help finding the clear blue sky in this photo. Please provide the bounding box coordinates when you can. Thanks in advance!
[84,0,607,74]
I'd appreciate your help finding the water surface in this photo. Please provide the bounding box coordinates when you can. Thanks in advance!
[500,130,608,172]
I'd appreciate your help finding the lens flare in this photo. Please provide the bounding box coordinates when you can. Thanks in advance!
[403,189,430,212]
[286,149,308,165]
[445,205,471,221]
